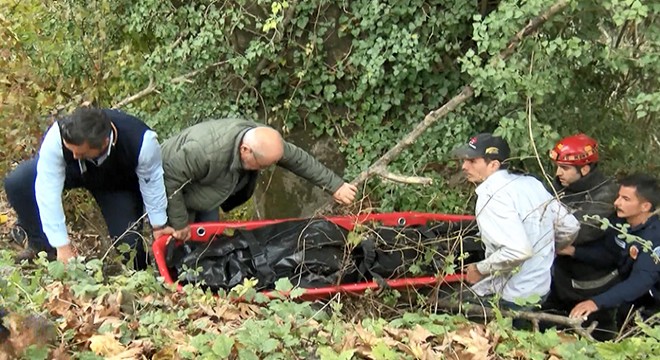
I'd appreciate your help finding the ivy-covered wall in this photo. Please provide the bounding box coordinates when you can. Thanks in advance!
[1,0,658,214]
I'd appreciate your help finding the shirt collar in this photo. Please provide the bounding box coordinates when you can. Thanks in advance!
[91,130,114,166]
[475,169,508,195]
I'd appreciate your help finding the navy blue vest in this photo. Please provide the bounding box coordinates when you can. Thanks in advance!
[60,109,150,192]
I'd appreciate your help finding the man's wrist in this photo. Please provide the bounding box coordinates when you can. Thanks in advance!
[152,224,166,231]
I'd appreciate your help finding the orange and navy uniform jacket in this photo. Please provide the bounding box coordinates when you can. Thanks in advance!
[573,215,660,309]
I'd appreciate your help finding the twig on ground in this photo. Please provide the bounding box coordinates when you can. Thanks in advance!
[434,298,595,341]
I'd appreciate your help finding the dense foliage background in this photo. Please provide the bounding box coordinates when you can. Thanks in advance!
[1,0,658,358]
[2,0,658,212]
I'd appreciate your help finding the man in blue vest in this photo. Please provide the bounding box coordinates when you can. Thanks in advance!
[4,108,173,269]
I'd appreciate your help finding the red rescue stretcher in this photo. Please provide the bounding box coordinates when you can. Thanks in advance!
[153,211,473,301]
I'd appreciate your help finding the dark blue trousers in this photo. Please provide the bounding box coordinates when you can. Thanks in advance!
[4,158,148,270]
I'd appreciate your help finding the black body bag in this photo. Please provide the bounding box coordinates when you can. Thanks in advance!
[353,220,481,285]
[168,219,358,291]
[167,219,482,292]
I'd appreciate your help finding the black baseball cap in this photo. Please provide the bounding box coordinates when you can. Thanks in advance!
[451,133,511,162]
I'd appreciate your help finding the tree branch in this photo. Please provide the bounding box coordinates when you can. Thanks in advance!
[498,0,569,60]
[373,166,433,185]
[111,78,156,109]
[434,299,595,341]
[111,61,228,109]
[614,20,629,49]
[171,60,228,84]
[317,0,570,214]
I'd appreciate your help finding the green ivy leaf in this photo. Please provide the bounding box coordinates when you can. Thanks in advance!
[22,345,50,360]
[274,278,293,292]
[317,347,356,360]
[289,287,306,299]
[254,292,271,304]
[48,261,66,280]
[74,352,104,360]
[260,338,280,353]
[238,348,260,360]
[371,341,398,360]
[212,335,234,357]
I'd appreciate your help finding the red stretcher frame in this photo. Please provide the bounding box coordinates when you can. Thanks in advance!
[153,211,474,301]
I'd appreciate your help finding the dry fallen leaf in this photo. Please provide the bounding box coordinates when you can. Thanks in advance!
[106,347,143,360]
[408,324,434,345]
[215,304,241,321]
[153,345,181,360]
[50,343,71,360]
[6,313,56,353]
[340,329,358,352]
[354,324,380,347]
[442,324,492,360]
[46,283,76,318]
[237,303,259,319]
[89,334,125,356]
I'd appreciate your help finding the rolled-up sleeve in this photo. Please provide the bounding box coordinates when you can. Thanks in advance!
[35,125,68,247]
[136,130,168,227]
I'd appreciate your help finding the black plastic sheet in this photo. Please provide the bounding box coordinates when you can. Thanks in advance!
[167,219,481,292]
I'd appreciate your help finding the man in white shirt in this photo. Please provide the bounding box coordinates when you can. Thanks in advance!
[451,133,579,309]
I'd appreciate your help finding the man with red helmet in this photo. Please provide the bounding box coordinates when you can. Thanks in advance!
[545,133,619,339]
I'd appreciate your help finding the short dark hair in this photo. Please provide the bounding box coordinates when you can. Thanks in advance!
[59,108,111,149]
[483,157,509,170]
[619,173,659,211]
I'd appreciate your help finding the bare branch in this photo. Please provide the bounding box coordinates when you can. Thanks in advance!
[615,20,630,49]
[498,0,569,60]
[373,166,433,185]
[435,299,595,341]
[111,60,228,109]
[252,0,298,85]
[171,60,227,84]
[111,78,156,109]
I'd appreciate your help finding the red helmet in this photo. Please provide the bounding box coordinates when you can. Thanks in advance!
[549,134,599,166]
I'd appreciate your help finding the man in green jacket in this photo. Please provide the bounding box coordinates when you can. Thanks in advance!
[161,118,358,240]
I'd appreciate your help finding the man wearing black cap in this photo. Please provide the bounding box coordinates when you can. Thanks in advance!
[452,133,579,309]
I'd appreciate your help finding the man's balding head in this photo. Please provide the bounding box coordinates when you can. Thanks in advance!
[240,127,284,170]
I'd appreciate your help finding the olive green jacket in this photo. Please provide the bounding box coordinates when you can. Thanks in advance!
[161,118,345,229]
